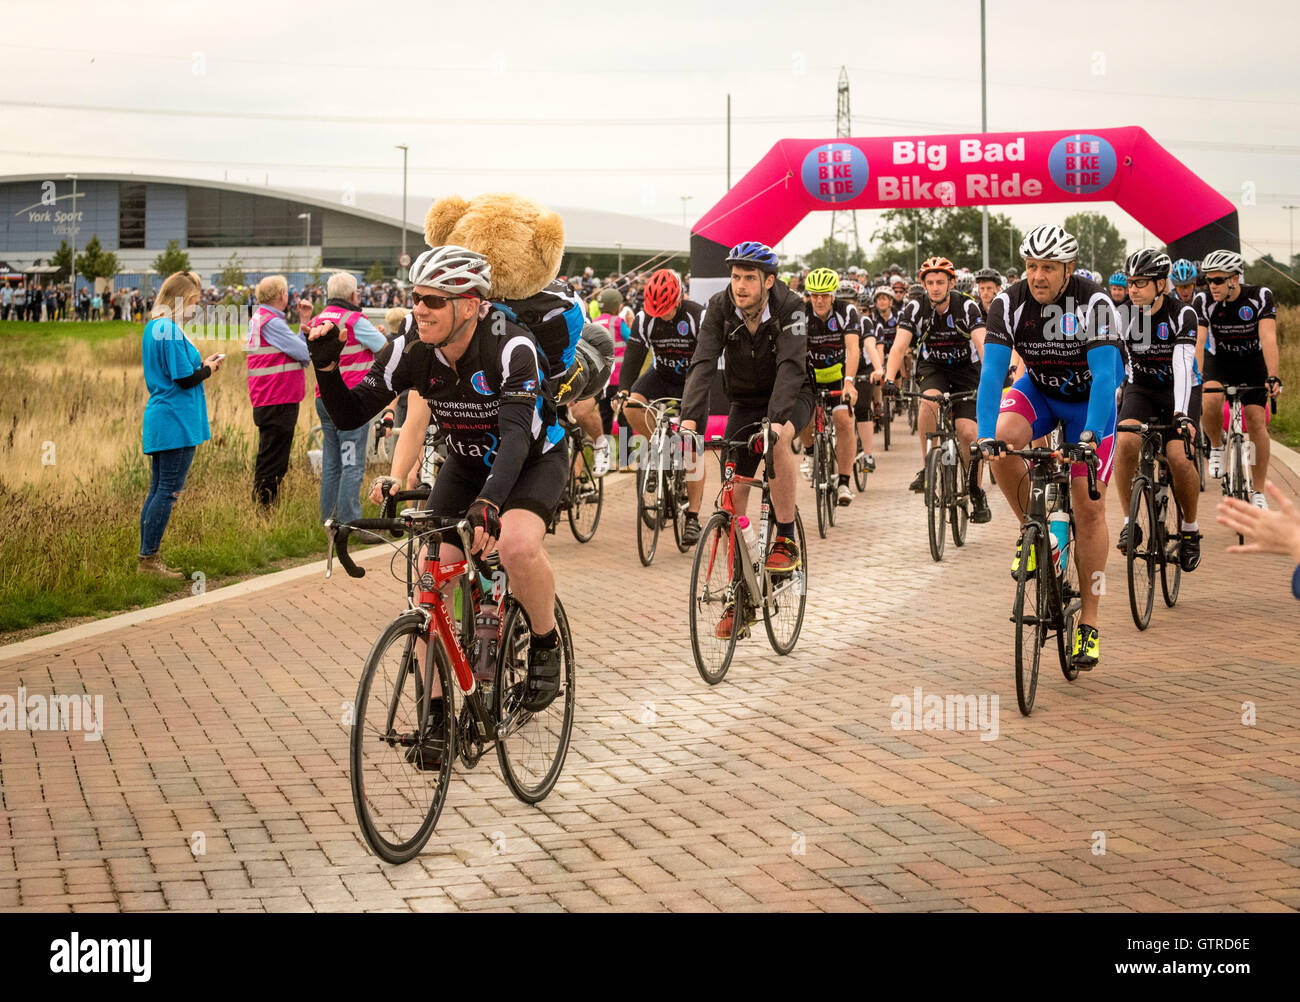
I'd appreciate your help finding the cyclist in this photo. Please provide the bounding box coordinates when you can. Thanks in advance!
[679,241,813,638]
[976,225,1122,670]
[1107,272,1129,311]
[868,285,899,428]
[880,256,991,522]
[973,267,1002,316]
[1112,250,1203,571]
[309,245,568,715]
[890,274,909,312]
[613,268,707,543]
[1198,249,1282,509]
[1170,259,1198,306]
[801,267,862,506]
[851,294,885,479]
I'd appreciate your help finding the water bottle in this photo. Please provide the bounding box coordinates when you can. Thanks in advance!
[737,515,757,556]
[474,595,499,693]
[1048,511,1070,576]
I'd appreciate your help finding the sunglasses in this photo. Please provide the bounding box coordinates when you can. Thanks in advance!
[411,292,474,310]
[1206,276,1232,286]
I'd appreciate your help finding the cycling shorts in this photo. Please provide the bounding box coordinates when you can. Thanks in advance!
[853,375,876,423]
[723,394,815,479]
[1000,374,1117,484]
[916,361,980,423]
[1202,352,1268,408]
[1117,383,1176,427]
[425,449,567,525]
[630,368,685,405]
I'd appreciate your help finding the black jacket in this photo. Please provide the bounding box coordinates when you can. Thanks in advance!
[681,279,810,428]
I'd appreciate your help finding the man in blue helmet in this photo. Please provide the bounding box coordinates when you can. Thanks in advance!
[680,241,813,639]
[1107,272,1129,310]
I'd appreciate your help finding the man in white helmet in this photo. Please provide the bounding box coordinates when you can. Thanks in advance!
[975,224,1123,672]
[308,245,570,728]
[1197,249,1282,509]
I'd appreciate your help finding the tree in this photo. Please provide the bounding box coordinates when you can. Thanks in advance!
[152,239,191,278]
[365,258,386,284]
[219,252,246,289]
[871,207,1023,272]
[74,234,119,286]
[803,236,853,271]
[307,255,323,290]
[1063,212,1125,278]
[51,240,74,284]
[1247,255,1300,308]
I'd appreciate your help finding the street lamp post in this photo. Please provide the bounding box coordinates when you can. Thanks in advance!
[680,195,693,229]
[395,144,409,277]
[297,212,311,250]
[979,0,989,268]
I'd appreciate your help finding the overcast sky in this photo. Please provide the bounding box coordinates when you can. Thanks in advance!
[1,0,1296,272]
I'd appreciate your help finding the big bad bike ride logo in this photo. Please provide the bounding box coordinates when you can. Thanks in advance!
[1048,134,1117,194]
[801,142,869,203]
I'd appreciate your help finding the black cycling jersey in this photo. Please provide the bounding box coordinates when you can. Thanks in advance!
[317,312,561,509]
[805,300,860,380]
[1124,295,1198,392]
[984,273,1121,402]
[617,299,704,393]
[1201,284,1275,358]
[896,291,985,367]
[871,307,899,351]
[681,279,810,429]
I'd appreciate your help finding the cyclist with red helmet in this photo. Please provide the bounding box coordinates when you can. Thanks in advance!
[614,268,707,543]
[880,255,992,523]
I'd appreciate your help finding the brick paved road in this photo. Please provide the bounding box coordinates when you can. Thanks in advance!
[3,425,1299,912]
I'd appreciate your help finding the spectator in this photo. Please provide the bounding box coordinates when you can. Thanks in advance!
[307,271,387,525]
[1217,482,1300,600]
[383,306,411,426]
[246,274,310,507]
[1,283,10,321]
[77,286,89,321]
[91,290,102,320]
[12,283,26,321]
[139,270,221,577]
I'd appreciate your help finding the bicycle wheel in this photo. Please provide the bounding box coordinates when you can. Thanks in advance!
[1231,438,1247,543]
[853,431,869,491]
[1055,512,1080,682]
[567,439,603,543]
[1126,479,1155,631]
[688,512,742,685]
[949,447,969,548]
[636,463,661,566]
[883,397,892,451]
[1159,487,1182,608]
[1013,525,1047,716]
[495,596,576,803]
[823,429,837,528]
[350,613,455,864]
[763,508,808,655]
[814,434,829,539]
[907,388,919,434]
[925,446,946,562]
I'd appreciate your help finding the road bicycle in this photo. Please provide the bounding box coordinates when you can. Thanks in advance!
[808,385,844,539]
[893,387,978,562]
[688,419,807,685]
[1117,421,1194,630]
[1211,383,1278,541]
[972,440,1100,716]
[621,396,693,566]
[325,494,575,863]
[551,406,604,543]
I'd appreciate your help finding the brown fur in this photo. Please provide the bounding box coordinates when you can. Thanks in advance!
[423,193,565,300]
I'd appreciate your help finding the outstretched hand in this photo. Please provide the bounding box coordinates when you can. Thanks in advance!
[1217,481,1300,560]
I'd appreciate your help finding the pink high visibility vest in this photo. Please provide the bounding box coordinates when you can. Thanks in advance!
[312,304,374,397]
[594,312,627,386]
[245,307,306,407]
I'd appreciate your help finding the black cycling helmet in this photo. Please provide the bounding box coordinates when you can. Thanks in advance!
[973,267,1001,282]
[1123,248,1172,280]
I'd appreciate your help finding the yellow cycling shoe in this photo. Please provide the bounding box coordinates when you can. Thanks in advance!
[1072,624,1100,670]
[1010,534,1060,580]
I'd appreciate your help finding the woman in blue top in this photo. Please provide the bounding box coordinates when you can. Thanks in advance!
[139,271,222,576]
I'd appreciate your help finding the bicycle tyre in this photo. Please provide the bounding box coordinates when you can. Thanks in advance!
[1013,525,1046,716]
[949,447,969,548]
[823,428,838,528]
[925,446,946,562]
[495,597,576,804]
[814,434,829,539]
[853,430,869,491]
[1159,487,1182,608]
[1126,479,1155,631]
[1231,437,1247,544]
[1055,512,1080,682]
[567,439,603,543]
[689,512,741,685]
[883,397,892,451]
[350,613,455,864]
[763,507,808,655]
[907,388,919,434]
[636,464,661,566]
[671,469,691,553]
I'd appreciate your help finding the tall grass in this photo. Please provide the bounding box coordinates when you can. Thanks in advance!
[0,320,382,634]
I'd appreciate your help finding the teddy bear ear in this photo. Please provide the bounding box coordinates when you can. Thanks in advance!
[425,195,469,247]
[530,206,565,286]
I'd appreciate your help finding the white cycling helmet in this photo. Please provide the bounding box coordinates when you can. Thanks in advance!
[409,245,492,296]
[1200,249,1244,275]
[1019,224,1079,263]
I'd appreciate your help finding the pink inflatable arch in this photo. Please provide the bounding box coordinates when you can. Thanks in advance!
[690,127,1237,295]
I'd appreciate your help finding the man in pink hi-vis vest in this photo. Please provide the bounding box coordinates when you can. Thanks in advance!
[246,274,310,506]
[311,271,388,524]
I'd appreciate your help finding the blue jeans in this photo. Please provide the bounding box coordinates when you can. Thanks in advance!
[140,446,197,556]
[316,396,368,525]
